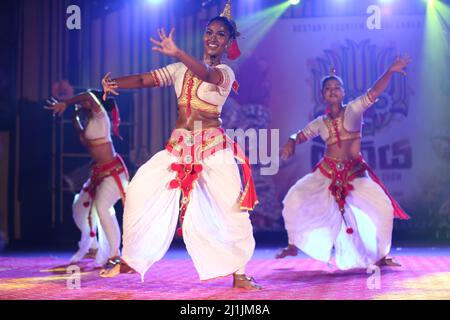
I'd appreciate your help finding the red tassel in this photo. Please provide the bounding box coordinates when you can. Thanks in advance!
[169,179,179,189]
[227,39,241,60]
[176,227,183,237]
[90,231,96,237]
[346,227,353,234]
[111,104,122,139]
[171,163,182,172]
[83,201,90,208]
[232,80,239,94]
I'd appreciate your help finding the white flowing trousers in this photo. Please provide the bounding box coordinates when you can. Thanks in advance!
[72,173,128,265]
[282,170,394,270]
[122,149,255,281]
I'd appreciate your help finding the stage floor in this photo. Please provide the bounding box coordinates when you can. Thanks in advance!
[1,246,450,300]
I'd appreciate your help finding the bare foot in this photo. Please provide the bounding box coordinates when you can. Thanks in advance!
[99,258,136,278]
[119,261,136,274]
[376,257,401,267]
[233,274,262,290]
[99,263,120,278]
[275,244,298,259]
[99,256,121,278]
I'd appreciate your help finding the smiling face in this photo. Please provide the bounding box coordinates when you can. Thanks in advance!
[322,78,345,105]
[203,20,231,59]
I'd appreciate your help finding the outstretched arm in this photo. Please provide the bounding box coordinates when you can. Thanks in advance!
[281,119,321,161]
[368,55,410,100]
[101,71,158,101]
[44,92,99,116]
[72,106,84,135]
[150,28,223,85]
[72,107,88,146]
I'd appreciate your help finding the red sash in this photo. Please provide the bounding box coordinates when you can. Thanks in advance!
[83,154,129,237]
[314,155,409,233]
[165,128,258,237]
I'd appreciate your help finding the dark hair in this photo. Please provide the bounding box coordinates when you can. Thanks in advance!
[207,16,238,39]
[89,89,116,112]
[320,75,344,91]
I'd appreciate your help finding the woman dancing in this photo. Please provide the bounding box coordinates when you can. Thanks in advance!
[277,56,410,270]
[99,2,261,290]
[45,90,128,267]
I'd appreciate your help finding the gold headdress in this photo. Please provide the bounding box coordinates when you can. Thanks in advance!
[219,0,240,37]
[220,0,233,20]
[218,0,240,60]
[326,66,342,84]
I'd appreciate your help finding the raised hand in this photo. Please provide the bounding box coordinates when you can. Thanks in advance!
[150,27,179,58]
[389,54,411,76]
[44,97,67,116]
[101,72,119,101]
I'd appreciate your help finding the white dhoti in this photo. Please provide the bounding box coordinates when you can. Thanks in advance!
[71,156,128,266]
[282,93,409,269]
[122,129,256,281]
[282,160,396,270]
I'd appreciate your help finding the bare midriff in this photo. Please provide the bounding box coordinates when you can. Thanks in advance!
[87,141,117,165]
[325,137,367,177]
[175,107,221,130]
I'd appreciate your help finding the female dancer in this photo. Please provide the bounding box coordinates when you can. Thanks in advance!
[45,90,128,267]
[277,56,410,270]
[99,3,261,290]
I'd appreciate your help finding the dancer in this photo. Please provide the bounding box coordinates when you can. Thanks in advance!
[45,90,129,267]
[99,1,261,290]
[277,56,410,270]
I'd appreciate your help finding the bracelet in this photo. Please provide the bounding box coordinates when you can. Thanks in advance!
[366,89,375,104]
[289,133,298,143]
[150,71,161,87]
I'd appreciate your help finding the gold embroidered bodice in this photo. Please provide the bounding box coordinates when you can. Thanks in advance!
[323,112,361,146]
[177,70,220,115]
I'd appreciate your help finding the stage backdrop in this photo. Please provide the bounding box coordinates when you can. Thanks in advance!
[237,13,449,236]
